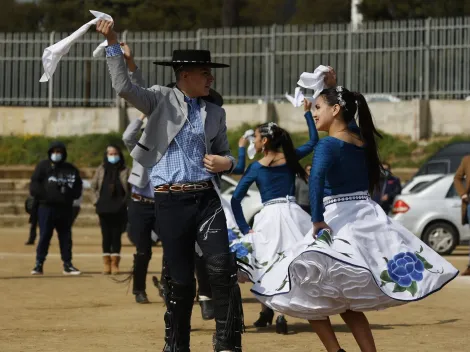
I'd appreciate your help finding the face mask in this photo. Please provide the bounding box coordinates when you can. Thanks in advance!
[50,153,62,162]
[107,155,120,164]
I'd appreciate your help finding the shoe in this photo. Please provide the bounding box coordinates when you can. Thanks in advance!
[63,263,81,275]
[338,349,346,352]
[111,254,120,275]
[31,263,43,275]
[275,315,288,335]
[102,254,111,275]
[253,308,274,328]
[25,240,35,245]
[135,291,150,304]
[461,267,470,276]
[199,299,215,320]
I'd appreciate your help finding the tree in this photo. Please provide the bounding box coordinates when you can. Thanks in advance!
[359,0,470,21]
[0,0,43,31]
[222,0,240,27]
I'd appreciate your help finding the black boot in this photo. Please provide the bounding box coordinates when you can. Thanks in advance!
[206,253,244,352]
[253,308,274,328]
[275,315,288,335]
[133,253,151,302]
[162,278,196,352]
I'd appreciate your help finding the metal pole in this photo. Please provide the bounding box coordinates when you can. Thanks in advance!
[270,24,276,102]
[424,18,431,100]
[48,31,55,108]
[350,0,363,31]
[196,29,202,50]
[264,46,269,103]
[346,24,352,88]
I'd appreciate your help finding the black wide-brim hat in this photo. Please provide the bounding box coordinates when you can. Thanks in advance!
[166,82,224,107]
[154,50,229,68]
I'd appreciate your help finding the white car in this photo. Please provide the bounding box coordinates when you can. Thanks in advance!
[401,174,444,195]
[364,94,401,103]
[220,175,263,227]
[391,174,470,255]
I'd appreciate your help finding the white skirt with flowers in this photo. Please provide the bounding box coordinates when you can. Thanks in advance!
[229,196,312,284]
[249,191,459,320]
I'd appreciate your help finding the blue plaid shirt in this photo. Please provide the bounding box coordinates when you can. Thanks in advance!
[106,43,212,187]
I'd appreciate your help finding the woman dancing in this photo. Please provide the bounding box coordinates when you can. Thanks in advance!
[248,86,458,352]
[229,97,320,333]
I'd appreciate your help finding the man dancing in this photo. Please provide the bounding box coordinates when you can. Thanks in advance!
[97,20,243,352]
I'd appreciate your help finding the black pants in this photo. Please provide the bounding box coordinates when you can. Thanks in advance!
[128,200,155,293]
[99,212,125,254]
[195,253,212,298]
[155,188,243,351]
[36,205,73,264]
[28,204,39,243]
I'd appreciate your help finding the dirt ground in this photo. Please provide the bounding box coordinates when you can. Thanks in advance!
[0,227,469,352]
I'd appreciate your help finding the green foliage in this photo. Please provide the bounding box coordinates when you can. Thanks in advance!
[2,129,470,169]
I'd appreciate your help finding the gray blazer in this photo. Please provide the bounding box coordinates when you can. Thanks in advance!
[107,55,235,171]
[121,67,151,189]
[122,118,150,188]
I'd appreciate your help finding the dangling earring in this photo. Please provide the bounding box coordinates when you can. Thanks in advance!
[262,145,265,153]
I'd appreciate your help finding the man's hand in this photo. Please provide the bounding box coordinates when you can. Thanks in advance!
[381,194,389,202]
[138,113,146,121]
[96,19,118,45]
[203,155,232,173]
[324,66,337,88]
[462,194,468,203]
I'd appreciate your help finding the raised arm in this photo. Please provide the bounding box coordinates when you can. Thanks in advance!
[309,138,338,223]
[230,164,258,234]
[295,110,319,159]
[96,20,160,116]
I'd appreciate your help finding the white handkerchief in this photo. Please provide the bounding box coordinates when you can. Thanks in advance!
[297,65,330,100]
[40,10,113,82]
[242,129,256,159]
[285,86,305,107]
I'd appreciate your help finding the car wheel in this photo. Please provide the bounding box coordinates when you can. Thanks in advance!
[422,222,458,255]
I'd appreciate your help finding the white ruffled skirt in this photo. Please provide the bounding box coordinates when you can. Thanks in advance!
[229,197,312,284]
[250,191,459,320]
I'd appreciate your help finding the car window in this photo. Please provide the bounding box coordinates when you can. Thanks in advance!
[409,176,445,194]
[409,182,430,194]
[446,180,465,198]
[425,162,449,174]
[219,178,233,193]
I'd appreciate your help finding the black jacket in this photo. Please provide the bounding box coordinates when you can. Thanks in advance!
[29,141,83,207]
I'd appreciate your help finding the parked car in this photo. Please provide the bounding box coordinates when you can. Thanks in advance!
[400,174,444,195]
[391,174,470,255]
[414,142,470,177]
[220,175,263,227]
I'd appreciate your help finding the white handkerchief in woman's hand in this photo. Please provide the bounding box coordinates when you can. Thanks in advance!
[297,65,330,100]
[40,10,114,82]
[285,87,305,107]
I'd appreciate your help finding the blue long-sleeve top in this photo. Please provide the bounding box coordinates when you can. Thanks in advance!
[308,136,369,223]
[231,112,319,234]
[232,147,246,175]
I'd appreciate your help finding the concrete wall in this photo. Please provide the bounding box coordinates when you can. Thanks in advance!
[0,107,120,136]
[429,100,470,135]
[1,100,470,139]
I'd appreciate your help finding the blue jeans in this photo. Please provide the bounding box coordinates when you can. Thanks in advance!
[36,205,73,264]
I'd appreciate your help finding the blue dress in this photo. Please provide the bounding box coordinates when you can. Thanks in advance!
[231,112,319,234]
[229,112,319,283]
[248,134,458,321]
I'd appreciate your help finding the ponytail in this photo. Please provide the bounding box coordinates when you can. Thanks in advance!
[280,130,307,181]
[353,92,383,194]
